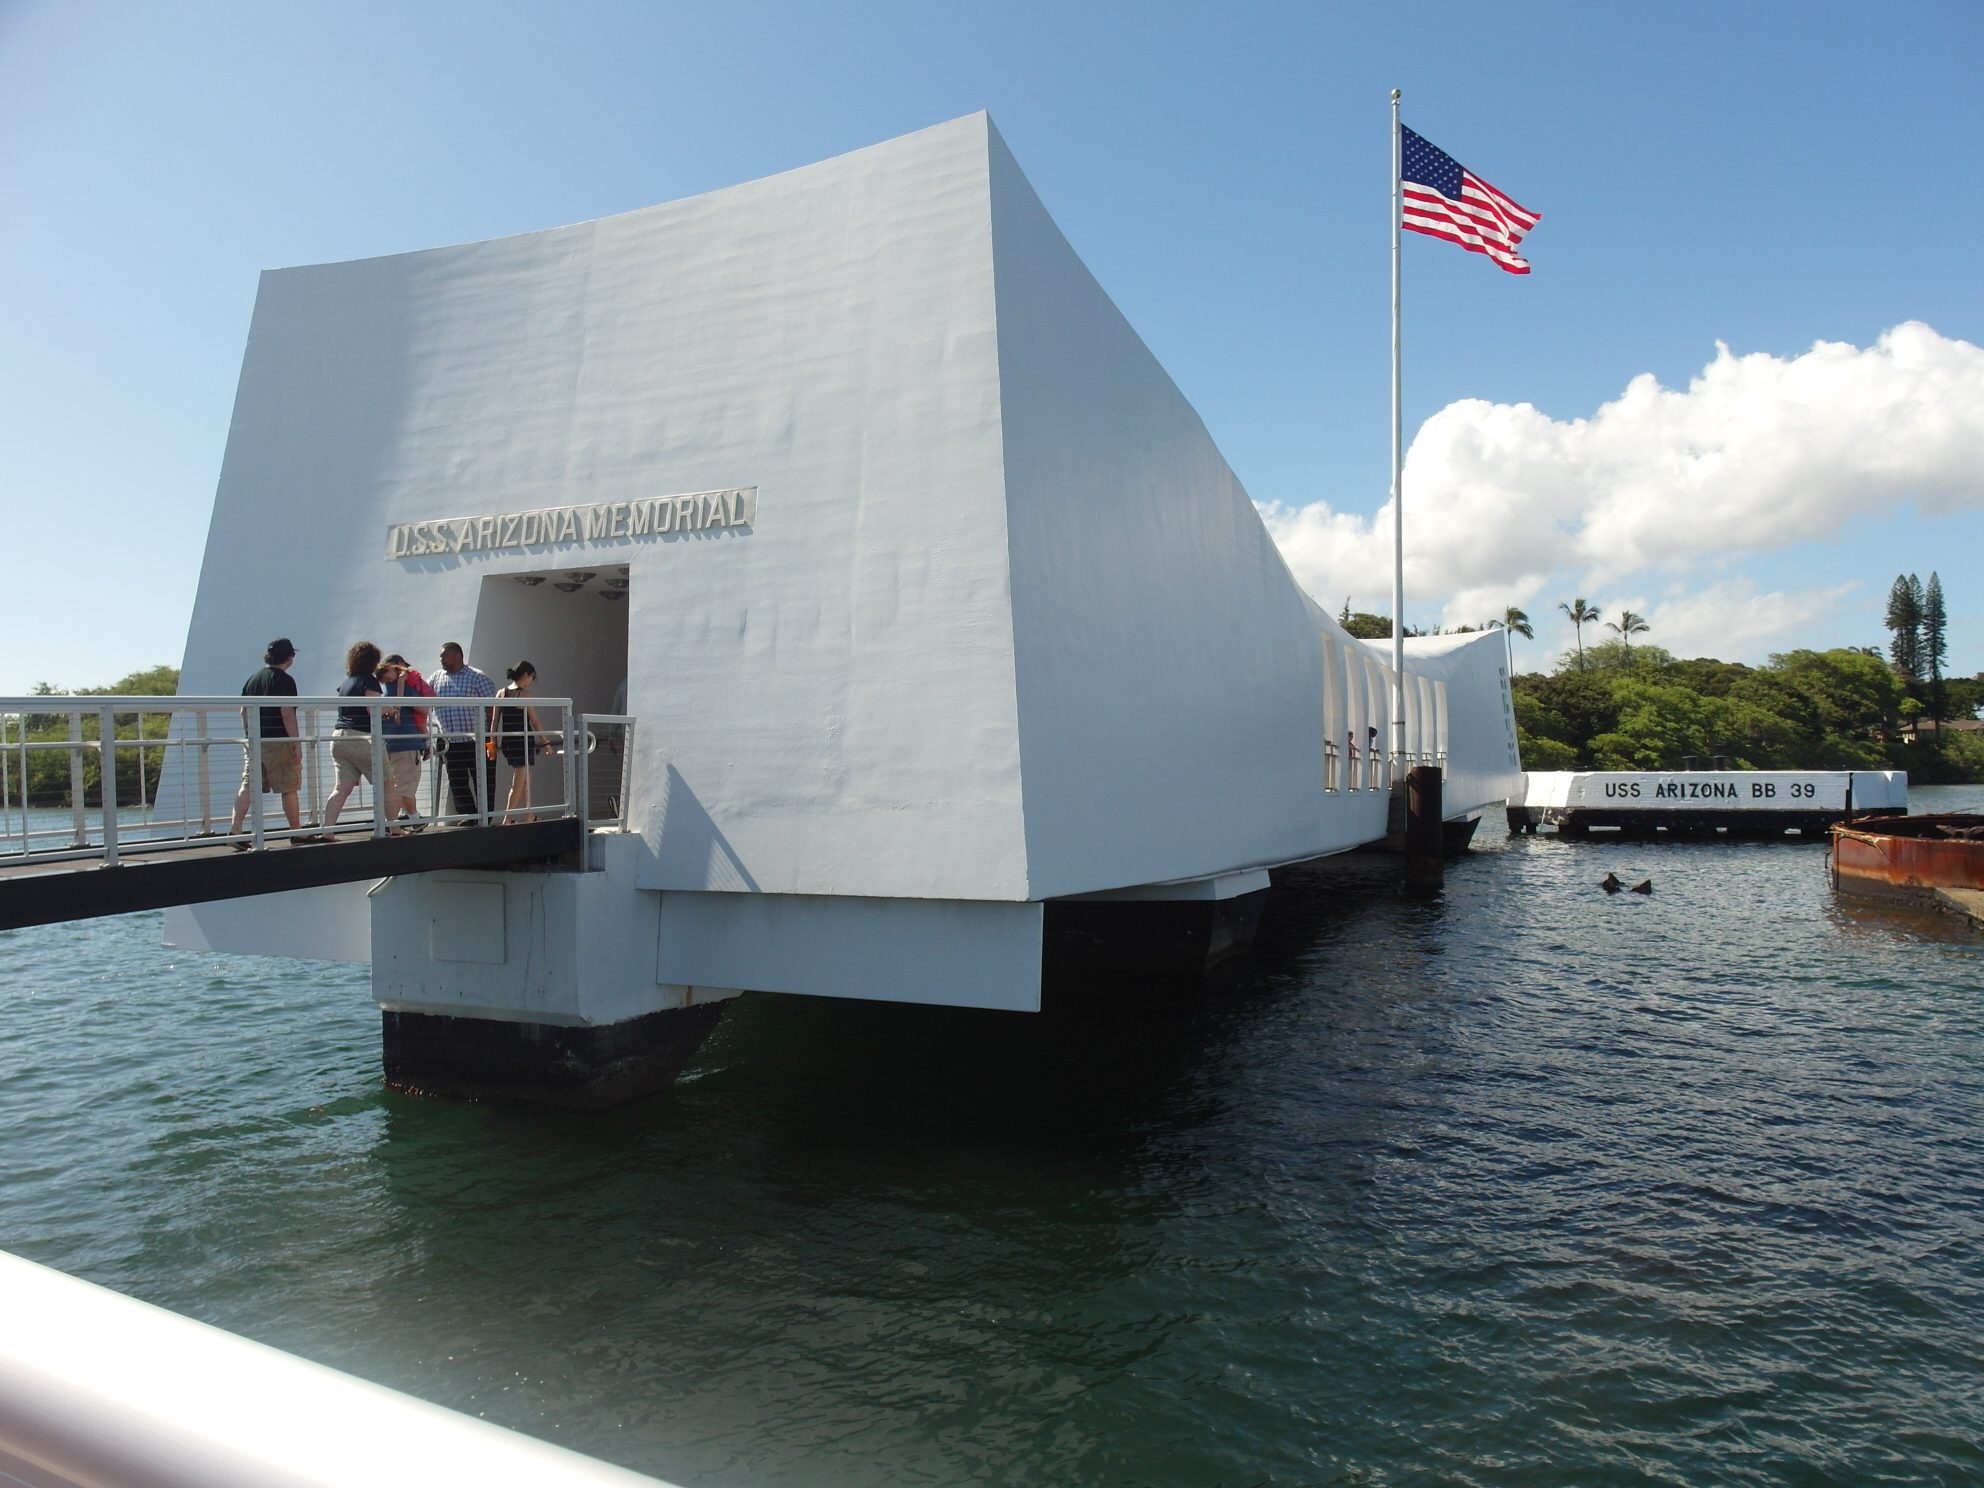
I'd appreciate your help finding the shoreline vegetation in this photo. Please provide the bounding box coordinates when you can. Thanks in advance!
[3,666,180,808]
[1340,600,1983,784]
[1510,643,1984,783]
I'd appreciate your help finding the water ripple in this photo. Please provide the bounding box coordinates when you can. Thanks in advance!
[2,791,1983,1484]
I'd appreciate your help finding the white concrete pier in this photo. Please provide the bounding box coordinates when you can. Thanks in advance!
[1509,769,1906,837]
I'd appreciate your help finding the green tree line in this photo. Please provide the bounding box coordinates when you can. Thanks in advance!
[2,666,181,808]
[1350,591,1983,783]
[1511,641,1983,783]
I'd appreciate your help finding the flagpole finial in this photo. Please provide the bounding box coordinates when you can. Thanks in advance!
[1391,88,1401,102]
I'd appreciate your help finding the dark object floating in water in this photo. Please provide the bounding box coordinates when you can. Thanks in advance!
[1630,879,1652,895]
[1601,873,1623,894]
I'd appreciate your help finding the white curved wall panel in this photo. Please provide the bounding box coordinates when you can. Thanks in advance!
[174,113,1521,983]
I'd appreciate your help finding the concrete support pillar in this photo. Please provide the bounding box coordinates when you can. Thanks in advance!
[1044,869,1271,983]
[382,1002,727,1108]
[1405,765,1444,891]
[368,836,741,1108]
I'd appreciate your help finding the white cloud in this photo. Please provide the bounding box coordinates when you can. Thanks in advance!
[1482,578,1869,673]
[1258,322,1984,652]
[1640,579,1862,661]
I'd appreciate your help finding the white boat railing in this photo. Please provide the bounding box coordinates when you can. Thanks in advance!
[0,1247,678,1488]
[0,695,634,869]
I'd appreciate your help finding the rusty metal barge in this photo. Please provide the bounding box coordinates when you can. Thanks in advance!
[1830,814,1984,926]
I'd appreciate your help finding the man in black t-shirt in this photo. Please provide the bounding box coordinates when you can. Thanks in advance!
[228,638,309,846]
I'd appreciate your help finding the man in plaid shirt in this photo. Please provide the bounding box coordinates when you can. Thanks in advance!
[433,641,498,821]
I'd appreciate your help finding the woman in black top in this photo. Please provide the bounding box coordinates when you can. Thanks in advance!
[496,661,552,821]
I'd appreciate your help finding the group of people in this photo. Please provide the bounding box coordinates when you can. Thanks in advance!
[227,637,552,845]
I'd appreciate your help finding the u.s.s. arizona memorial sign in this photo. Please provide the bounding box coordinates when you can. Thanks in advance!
[384,487,758,559]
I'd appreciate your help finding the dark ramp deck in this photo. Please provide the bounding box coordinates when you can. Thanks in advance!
[0,819,583,932]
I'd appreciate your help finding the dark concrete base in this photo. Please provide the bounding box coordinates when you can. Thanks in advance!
[1404,765,1444,890]
[1360,809,1479,858]
[381,1001,729,1109]
[1043,888,1269,985]
[1506,806,1904,839]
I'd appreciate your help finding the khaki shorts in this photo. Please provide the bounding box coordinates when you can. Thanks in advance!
[389,749,424,798]
[241,740,302,795]
[332,732,377,788]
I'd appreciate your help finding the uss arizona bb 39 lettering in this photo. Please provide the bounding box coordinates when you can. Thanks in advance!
[1604,779,1825,801]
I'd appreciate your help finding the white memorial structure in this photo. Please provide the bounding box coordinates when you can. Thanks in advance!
[167,114,1521,1103]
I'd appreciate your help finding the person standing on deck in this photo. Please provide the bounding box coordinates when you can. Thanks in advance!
[378,654,430,830]
[434,641,497,822]
[227,637,306,848]
[320,641,402,837]
[495,661,554,822]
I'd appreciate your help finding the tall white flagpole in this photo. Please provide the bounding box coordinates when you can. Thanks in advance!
[1389,89,1406,776]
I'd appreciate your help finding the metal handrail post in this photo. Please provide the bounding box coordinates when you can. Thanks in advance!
[475,708,489,827]
[68,712,87,847]
[134,707,147,817]
[370,700,388,839]
[560,704,576,822]
[427,717,442,824]
[620,719,634,831]
[303,706,322,825]
[576,714,592,828]
[98,705,121,866]
[195,709,213,833]
[247,706,266,850]
[13,719,27,855]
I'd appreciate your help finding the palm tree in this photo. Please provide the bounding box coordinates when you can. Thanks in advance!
[1560,597,1600,671]
[1499,606,1533,677]
[1606,609,1650,662]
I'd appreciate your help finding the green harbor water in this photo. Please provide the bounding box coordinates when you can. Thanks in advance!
[3,787,1981,1486]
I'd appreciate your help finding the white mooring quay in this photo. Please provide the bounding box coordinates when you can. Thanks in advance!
[1508,769,1908,838]
[114,112,1528,1105]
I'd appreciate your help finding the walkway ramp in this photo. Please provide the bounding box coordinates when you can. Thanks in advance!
[0,820,580,932]
[1,692,619,932]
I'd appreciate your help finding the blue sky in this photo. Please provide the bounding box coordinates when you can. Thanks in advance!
[3,0,1980,694]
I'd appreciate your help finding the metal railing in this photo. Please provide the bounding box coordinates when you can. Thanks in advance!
[1343,733,1386,792]
[0,1247,676,1487]
[1325,736,1444,798]
[0,695,633,870]
[1389,749,1446,773]
[577,714,635,833]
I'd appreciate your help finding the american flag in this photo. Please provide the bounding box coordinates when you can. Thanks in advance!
[1400,126,1540,275]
